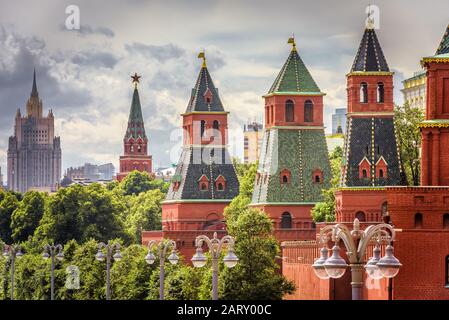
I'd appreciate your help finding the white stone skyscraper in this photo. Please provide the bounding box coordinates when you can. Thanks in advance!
[7,70,62,193]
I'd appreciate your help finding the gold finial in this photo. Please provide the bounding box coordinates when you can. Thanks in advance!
[198,50,207,68]
[366,4,375,29]
[287,35,296,51]
[131,73,141,88]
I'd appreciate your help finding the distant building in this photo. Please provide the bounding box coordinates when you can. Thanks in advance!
[154,167,176,182]
[0,166,3,189]
[243,122,263,164]
[401,70,426,109]
[7,70,62,193]
[65,163,115,182]
[331,108,347,135]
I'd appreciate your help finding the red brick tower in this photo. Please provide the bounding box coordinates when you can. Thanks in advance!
[385,25,449,300]
[117,74,152,181]
[336,23,406,223]
[420,26,449,186]
[250,37,331,242]
[143,53,239,258]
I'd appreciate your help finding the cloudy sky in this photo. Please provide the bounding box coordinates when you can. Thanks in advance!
[0,0,448,180]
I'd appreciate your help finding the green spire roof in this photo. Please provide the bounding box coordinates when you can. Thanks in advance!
[268,46,322,95]
[436,25,449,55]
[125,87,147,141]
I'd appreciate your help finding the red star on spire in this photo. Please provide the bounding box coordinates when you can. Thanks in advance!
[131,73,141,86]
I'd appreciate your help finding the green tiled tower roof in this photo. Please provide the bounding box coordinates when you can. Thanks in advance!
[267,44,322,95]
[436,24,449,55]
[252,129,331,204]
[185,59,224,113]
[125,87,147,141]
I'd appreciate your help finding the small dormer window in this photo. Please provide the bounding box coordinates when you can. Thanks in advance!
[215,175,226,191]
[199,174,210,191]
[312,168,323,184]
[280,169,291,185]
[201,183,208,191]
[204,88,213,104]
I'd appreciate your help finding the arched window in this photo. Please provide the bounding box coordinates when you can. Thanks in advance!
[282,175,288,184]
[355,211,366,222]
[315,175,321,183]
[304,100,314,122]
[360,82,368,103]
[213,120,219,130]
[280,169,291,185]
[217,183,224,191]
[130,145,134,153]
[362,169,368,178]
[285,100,294,122]
[414,213,423,228]
[443,214,449,229]
[379,169,384,178]
[281,212,292,229]
[137,145,142,153]
[201,183,208,191]
[377,82,385,103]
[200,120,206,137]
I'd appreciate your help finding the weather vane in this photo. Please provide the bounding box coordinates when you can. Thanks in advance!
[366,4,375,29]
[131,73,141,88]
[198,50,207,68]
[288,34,296,51]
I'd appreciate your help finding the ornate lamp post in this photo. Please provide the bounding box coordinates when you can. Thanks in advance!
[312,218,402,300]
[1,244,23,300]
[95,241,122,300]
[191,232,239,300]
[42,244,64,300]
[144,239,179,300]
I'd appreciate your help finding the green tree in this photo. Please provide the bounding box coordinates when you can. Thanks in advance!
[120,171,169,196]
[394,102,424,186]
[125,189,164,243]
[311,146,342,222]
[220,208,295,299]
[0,192,19,243]
[34,184,127,244]
[10,191,46,242]
[110,244,155,299]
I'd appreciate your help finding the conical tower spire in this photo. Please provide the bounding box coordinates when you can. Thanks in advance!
[184,52,224,113]
[125,74,147,141]
[351,27,390,72]
[31,68,39,98]
[267,38,322,95]
[436,24,449,55]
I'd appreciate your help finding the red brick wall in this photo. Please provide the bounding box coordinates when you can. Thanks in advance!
[264,95,324,128]
[387,187,449,300]
[347,74,394,114]
[335,189,386,223]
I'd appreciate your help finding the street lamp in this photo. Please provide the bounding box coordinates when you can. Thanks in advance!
[43,244,64,300]
[312,218,402,300]
[96,241,122,300]
[1,244,23,300]
[145,239,179,300]
[191,232,238,300]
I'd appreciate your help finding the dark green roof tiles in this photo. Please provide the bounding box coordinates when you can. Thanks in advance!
[436,25,449,55]
[268,48,322,95]
[125,87,147,141]
[185,66,225,113]
[351,28,390,72]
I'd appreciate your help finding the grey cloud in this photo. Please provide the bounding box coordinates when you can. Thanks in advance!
[125,43,185,63]
[59,23,115,38]
[72,51,119,69]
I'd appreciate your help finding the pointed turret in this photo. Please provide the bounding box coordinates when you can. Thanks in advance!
[185,54,224,113]
[436,24,449,55]
[351,27,389,73]
[251,37,331,243]
[31,68,39,98]
[117,73,152,181]
[124,86,147,141]
[268,40,322,95]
